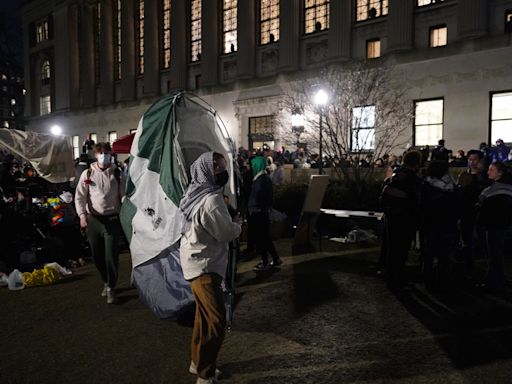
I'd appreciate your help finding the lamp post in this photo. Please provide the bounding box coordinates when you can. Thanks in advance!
[314,89,329,175]
[50,125,62,136]
[291,107,304,148]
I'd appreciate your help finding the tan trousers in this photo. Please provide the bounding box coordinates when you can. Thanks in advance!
[190,273,226,379]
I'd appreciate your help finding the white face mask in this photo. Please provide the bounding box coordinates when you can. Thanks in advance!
[97,153,111,166]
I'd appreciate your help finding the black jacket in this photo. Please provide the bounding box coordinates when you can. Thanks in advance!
[477,182,512,230]
[380,166,421,218]
[420,177,462,233]
[248,173,273,213]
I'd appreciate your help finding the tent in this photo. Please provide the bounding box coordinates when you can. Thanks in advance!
[0,128,74,183]
[112,133,135,154]
[120,91,237,319]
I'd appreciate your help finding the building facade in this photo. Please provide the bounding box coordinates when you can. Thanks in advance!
[21,0,512,157]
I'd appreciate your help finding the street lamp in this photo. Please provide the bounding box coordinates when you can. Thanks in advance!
[313,89,329,174]
[291,107,304,148]
[50,125,62,135]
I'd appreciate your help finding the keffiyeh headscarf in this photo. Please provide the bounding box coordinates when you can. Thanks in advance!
[179,152,223,233]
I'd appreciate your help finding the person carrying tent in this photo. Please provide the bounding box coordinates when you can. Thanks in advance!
[75,142,125,304]
[179,152,241,384]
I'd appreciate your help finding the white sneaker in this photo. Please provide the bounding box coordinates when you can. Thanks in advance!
[106,289,117,304]
[196,377,218,384]
[189,361,221,379]
[101,284,108,297]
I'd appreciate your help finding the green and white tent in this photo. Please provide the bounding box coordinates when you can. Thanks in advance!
[120,91,236,318]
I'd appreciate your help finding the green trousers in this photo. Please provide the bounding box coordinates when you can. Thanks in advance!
[86,214,121,289]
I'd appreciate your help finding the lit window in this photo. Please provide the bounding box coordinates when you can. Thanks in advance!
[430,25,447,47]
[305,0,330,34]
[137,0,145,75]
[356,0,388,22]
[108,131,118,144]
[223,0,238,54]
[352,106,375,151]
[114,0,122,80]
[89,133,98,143]
[40,95,51,116]
[414,99,443,146]
[72,135,81,159]
[490,92,512,143]
[163,0,171,68]
[367,39,381,59]
[41,60,51,82]
[249,115,274,151]
[95,1,101,85]
[418,0,445,6]
[36,20,49,43]
[11,99,16,106]
[505,10,512,33]
[260,0,279,45]
[191,0,202,62]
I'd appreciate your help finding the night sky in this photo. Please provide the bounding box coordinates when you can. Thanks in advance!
[0,0,23,68]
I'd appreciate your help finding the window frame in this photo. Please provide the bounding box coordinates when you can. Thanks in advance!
[489,90,512,145]
[417,0,446,7]
[355,0,389,22]
[304,0,330,35]
[35,19,49,43]
[108,131,118,145]
[137,0,145,75]
[351,105,376,152]
[39,95,52,116]
[72,135,81,159]
[222,0,238,54]
[259,0,280,46]
[366,38,381,59]
[162,0,171,69]
[429,24,447,48]
[114,0,122,80]
[413,97,445,147]
[190,0,202,62]
[505,10,512,33]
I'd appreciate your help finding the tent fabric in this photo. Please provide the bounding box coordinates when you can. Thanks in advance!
[112,133,135,154]
[0,128,74,183]
[120,91,235,269]
[132,244,194,319]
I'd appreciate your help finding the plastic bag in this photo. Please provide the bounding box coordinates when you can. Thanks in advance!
[0,273,8,287]
[7,269,25,290]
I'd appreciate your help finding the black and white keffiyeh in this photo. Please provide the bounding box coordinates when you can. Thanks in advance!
[179,152,222,233]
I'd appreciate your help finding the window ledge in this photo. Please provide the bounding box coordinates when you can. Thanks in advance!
[353,16,388,28]
[302,30,329,40]
[415,1,456,14]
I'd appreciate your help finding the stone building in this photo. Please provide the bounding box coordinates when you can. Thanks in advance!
[21,0,512,158]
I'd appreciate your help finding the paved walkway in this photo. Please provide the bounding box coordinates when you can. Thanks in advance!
[2,240,512,384]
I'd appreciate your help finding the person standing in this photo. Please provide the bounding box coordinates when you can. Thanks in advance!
[249,156,282,271]
[179,152,241,384]
[431,139,450,162]
[420,161,461,290]
[457,150,490,274]
[477,162,512,292]
[75,143,125,304]
[380,151,422,290]
[492,139,511,163]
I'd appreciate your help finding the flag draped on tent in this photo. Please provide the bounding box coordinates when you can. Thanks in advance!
[120,91,236,319]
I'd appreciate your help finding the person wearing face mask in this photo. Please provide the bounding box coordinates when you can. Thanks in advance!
[179,152,241,384]
[249,156,282,271]
[476,162,512,292]
[75,142,126,304]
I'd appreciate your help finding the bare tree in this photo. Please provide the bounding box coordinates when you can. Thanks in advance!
[276,61,413,183]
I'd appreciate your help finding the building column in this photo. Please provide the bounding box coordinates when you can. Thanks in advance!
[144,0,160,96]
[388,0,414,52]
[99,0,114,105]
[22,17,32,117]
[170,0,187,90]
[121,0,136,101]
[457,0,488,39]
[279,0,300,71]
[201,0,219,86]
[81,2,96,107]
[237,0,256,78]
[68,4,80,109]
[53,5,71,111]
[328,0,351,60]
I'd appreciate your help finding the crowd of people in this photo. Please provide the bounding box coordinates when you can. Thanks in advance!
[380,139,512,293]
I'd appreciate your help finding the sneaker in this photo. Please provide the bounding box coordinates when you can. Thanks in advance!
[189,361,221,379]
[196,378,218,384]
[106,289,117,304]
[101,284,108,297]
[253,262,271,271]
[270,259,282,267]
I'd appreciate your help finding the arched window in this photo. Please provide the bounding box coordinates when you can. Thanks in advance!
[41,60,51,83]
